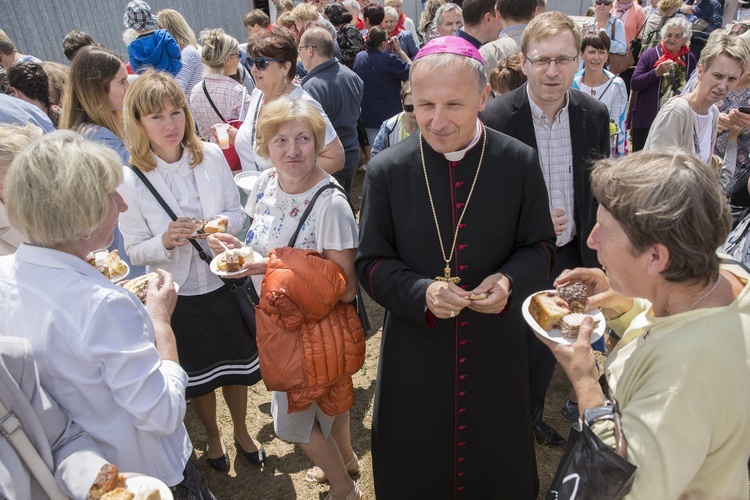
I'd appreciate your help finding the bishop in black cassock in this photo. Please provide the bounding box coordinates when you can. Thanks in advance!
[356,36,557,499]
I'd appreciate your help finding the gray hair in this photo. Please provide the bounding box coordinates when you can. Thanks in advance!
[342,0,360,12]
[660,15,692,41]
[435,3,462,26]
[590,148,730,285]
[384,6,398,19]
[6,130,123,248]
[0,124,40,181]
[410,52,487,92]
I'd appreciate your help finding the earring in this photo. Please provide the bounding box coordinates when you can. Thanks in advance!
[82,232,91,240]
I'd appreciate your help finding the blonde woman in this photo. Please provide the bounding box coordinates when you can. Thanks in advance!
[189,29,250,144]
[157,9,203,101]
[59,45,144,275]
[0,124,38,255]
[120,71,263,471]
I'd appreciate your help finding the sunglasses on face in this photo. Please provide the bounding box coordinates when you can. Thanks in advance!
[595,0,613,5]
[247,57,284,70]
[403,103,414,112]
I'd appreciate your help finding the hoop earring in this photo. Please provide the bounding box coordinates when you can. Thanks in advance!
[82,232,91,240]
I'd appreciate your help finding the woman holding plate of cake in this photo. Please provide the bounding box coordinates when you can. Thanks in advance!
[208,96,363,500]
[118,70,264,472]
[537,149,750,499]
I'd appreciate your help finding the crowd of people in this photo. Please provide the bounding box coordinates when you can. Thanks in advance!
[1,0,750,498]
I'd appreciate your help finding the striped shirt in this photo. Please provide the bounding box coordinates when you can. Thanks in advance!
[528,86,576,247]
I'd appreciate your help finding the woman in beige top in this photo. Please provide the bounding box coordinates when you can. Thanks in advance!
[0,124,38,256]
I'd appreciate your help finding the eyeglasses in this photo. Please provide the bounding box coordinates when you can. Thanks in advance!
[298,45,316,50]
[247,57,284,70]
[229,53,241,59]
[523,54,578,69]
[595,0,613,5]
[403,103,414,112]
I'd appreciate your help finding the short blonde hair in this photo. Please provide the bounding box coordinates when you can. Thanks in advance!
[291,3,319,23]
[657,0,682,13]
[699,29,749,73]
[255,97,326,159]
[157,9,198,49]
[199,28,239,75]
[0,124,39,180]
[5,130,123,247]
[521,11,581,57]
[590,149,730,285]
[123,70,204,173]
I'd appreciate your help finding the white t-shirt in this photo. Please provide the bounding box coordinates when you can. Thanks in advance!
[235,85,338,172]
[693,107,715,164]
[243,170,358,292]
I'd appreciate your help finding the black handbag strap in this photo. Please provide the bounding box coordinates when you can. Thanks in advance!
[287,182,350,247]
[129,165,213,265]
[202,81,227,123]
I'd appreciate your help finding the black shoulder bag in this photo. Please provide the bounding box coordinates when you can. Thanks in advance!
[129,165,260,336]
[289,182,371,332]
[546,375,637,500]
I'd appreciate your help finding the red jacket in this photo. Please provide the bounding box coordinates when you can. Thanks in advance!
[256,247,365,416]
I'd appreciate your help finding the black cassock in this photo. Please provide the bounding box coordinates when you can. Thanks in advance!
[356,127,556,499]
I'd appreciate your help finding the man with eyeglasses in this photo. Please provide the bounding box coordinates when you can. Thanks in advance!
[482,11,609,450]
[300,27,364,194]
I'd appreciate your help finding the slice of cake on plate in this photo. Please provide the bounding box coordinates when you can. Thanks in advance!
[529,292,571,330]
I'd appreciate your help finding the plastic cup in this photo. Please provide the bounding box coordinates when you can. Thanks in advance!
[215,123,230,149]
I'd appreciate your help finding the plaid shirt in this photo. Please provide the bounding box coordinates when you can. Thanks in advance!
[528,86,576,247]
[189,73,250,142]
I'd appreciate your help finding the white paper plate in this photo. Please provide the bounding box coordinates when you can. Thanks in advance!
[209,250,263,277]
[125,475,173,499]
[235,170,261,195]
[109,262,130,283]
[522,291,605,345]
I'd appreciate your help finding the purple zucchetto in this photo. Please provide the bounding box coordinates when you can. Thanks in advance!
[414,36,485,64]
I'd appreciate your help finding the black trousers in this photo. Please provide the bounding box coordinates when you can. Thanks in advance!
[528,238,583,424]
[631,127,650,153]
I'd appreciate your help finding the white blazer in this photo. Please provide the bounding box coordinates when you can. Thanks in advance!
[118,143,245,287]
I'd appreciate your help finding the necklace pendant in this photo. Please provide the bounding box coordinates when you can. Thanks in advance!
[435,264,461,284]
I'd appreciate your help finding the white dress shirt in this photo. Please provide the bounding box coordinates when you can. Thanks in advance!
[0,245,191,487]
[119,143,246,291]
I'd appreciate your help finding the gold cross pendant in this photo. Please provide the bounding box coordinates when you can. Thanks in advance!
[435,264,461,284]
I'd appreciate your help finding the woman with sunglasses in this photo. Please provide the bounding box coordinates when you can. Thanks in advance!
[189,29,250,146]
[370,83,417,158]
[583,0,628,62]
[233,28,344,173]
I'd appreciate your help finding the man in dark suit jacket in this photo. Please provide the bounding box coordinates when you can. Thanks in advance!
[481,11,609,449]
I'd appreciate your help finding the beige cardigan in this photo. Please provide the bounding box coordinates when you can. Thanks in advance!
[643,96,719,159]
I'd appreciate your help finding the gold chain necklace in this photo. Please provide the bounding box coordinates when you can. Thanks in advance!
[420,128,487,284]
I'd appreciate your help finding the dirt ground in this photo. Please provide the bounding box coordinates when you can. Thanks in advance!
[187,170,570,499]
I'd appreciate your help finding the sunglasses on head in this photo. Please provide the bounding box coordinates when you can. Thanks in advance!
[247,57,284,70]
[403,103,414,112]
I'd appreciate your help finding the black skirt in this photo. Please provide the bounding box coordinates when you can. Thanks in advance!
[172,285,261,398]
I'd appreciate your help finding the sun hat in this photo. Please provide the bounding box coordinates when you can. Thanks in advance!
[123,0,158,31]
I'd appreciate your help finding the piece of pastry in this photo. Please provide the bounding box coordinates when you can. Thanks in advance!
[87,464,125,500]
[134,488,161,500]
[556,283,588,313]
[122,273,159,303]
[529,291,571,330]
[192,218,207,235]
[217,247,255,272]
[100,488,134,500]
[203,216,228,234]
[560,313,601,338]
[224,249,241,272]
[102,251,128,279]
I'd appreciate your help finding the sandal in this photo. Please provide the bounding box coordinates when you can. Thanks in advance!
[324,483,362,500]
[305,456,360,484]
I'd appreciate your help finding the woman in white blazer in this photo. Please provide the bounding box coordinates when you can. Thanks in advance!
[119,70,265,472]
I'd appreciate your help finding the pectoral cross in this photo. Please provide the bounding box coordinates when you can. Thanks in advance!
[435,264,461,284]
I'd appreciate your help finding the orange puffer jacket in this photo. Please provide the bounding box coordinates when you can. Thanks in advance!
[255,246,365,416]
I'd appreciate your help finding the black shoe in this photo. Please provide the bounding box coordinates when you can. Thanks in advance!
[235,439,265,466]
[206,444,230,471]
[533,421,566,447]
